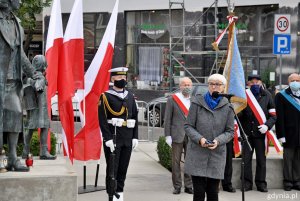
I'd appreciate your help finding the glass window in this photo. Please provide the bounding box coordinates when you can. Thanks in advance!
[126,10,175,44]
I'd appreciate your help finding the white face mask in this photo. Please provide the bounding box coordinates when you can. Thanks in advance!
[290,82,300,97]
[290,82,300,92]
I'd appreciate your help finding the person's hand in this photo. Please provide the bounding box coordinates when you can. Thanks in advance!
[132,139,138,150]
[258,124,268,134]
[105,140,115,152]
[32,72,43,80]
[34,76,46,92]
[279,137,286,144]
[165,136,172,147]
[207,139,218,150]
[200,138,207,147]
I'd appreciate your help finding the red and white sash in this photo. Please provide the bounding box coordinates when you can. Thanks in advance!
[172,93,189,117]
[233,119,242,157]
[245,89,283,154]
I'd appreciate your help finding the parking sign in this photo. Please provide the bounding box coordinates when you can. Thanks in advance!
[273,34,291,54]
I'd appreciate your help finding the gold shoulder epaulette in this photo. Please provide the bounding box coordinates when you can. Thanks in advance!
[98,93,104,106]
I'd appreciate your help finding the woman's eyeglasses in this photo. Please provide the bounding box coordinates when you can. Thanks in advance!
[208,82,223,87]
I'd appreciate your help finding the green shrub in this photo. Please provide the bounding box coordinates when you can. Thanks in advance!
[3,130,57,156]
[156,136,172,171]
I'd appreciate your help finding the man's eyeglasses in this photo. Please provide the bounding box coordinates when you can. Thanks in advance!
[208,82,223,87]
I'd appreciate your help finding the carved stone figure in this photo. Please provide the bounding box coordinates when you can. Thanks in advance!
[22,55,56,160]
[0,0,45,172]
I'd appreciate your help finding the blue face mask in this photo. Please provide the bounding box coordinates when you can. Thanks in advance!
[250,84,261,96]
[289,82,300,92]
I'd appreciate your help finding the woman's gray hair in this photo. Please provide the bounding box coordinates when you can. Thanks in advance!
[208,74,227,85]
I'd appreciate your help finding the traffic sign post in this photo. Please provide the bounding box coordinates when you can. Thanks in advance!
[273,34,291,54]
[273,14,291,89]
[274,14,291,34]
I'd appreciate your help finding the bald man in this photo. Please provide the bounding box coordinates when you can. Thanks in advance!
[275,73,300,191]
[164,77,193,194]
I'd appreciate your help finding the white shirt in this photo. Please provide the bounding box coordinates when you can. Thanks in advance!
[175,92,191,110]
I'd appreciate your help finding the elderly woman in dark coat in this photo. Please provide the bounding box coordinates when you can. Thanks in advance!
[184,74,235,201]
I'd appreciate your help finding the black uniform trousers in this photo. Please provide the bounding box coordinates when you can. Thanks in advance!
[103,142,132,193]
[243,136,267,188]
[192,176,220,201]
[283,147,300,188]
[222,139,234,188]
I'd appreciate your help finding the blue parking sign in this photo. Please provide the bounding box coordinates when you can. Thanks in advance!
[273,34,291,54]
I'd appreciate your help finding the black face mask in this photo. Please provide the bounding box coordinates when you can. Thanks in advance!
[114,79,127,88]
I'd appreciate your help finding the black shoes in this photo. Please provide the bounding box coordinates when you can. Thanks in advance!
[184,188,194,194]
[284,186,292,191]
[173,188,193,194]
[173,188,181,194]
[257,186,268,192]
[293,185,300,191]
[284,185,300,191]
[223,185,236,193]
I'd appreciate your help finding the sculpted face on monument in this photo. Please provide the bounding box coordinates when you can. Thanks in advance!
[0,0,20,10]
[32,55,48,73]
[9,0,20,10]
[0,0,8,8]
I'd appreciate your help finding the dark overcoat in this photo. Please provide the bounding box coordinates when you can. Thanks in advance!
[275,87,300,148]
[239,89,276,138]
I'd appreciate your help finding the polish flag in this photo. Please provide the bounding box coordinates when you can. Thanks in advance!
[58,0,84,162]
[45,0,63,151]
[74,0,119,161]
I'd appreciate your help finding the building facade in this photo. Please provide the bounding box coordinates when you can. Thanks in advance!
[43,0,300,89]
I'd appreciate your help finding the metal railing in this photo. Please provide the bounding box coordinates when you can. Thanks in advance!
[135,100,148,127]
[146,100,167,141]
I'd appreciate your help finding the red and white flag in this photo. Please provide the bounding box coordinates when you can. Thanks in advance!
[62,0,84,89]
[45,0,63,151]
[74,0,119,161]
[58,0,84,162]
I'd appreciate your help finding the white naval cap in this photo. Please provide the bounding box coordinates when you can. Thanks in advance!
[109,67,128,76]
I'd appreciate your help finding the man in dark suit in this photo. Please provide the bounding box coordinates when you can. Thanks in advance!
[164,77,193,194]
[239,74,277,192]
[275,73,300,191]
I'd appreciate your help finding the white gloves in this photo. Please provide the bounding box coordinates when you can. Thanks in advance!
[132,139,138,150]
[105,140,115,152]
[106,139,138,152]
[165,136,172,147]
[258,124,268,134]
[279,137,286,143]
[111,118,124,127]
